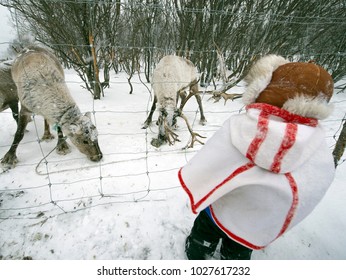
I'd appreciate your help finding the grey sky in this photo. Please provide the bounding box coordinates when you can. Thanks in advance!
[0,5,16,56]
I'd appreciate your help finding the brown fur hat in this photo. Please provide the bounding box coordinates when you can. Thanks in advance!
[242,55,334,119]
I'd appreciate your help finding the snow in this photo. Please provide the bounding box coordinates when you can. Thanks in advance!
[0,69,345,260]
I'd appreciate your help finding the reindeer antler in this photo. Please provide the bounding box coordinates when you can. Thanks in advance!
[209,91,242,105]
[163,119,180,145]
[179,112,206,149]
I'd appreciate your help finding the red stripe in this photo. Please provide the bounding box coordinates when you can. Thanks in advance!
[246,110,269,162]
[209,205,265,250]
[247,103,318,127]
[277,173,299,237]
[271,123,298,173]
[178,168,198,214]
[209,173,299,249]
[193,162,255,211]
[178,163,255,213]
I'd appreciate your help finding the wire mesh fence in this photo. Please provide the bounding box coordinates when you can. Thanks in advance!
[0,0,345,226]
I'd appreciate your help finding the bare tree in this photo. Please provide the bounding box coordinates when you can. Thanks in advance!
[1,0,119,99]
[1,0,345,155]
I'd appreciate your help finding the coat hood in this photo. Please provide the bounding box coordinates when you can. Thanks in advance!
[231,103,324,173]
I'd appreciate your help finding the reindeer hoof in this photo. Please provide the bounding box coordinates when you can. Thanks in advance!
[56,142,71,155]
[1,154,18,169]
[41,133,55,142]
[142,119,153,129]
[142,123,149,129]
[199,118,207,126]
[151,138,164,148]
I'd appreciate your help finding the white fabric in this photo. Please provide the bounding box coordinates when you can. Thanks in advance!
[179,104,335,249]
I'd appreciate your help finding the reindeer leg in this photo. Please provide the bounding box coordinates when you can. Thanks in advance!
[9,101,19,124]
[41,119,55,141]
[142,95,157,129]
[171,90,186,127]
[151,109,166,148]
[190,82,207,125]
[179,90,195,111]
[179,81,207,126]
[1,106,31,168]
[194,94,207,125]
[56,127,71,155]
[179,112,206,149]
[178,90,187,111]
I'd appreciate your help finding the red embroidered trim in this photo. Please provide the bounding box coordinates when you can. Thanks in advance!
[209,173,299,250]
[278,173,299,237]
[178,168,197,214]
[270,123,298,173]
[247,103,318,127]
[193,162,255,211]
[246,110,269,162]
[178,163,255,214]
[209,205,265,250]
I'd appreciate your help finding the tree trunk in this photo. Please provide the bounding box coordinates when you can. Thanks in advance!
[102,63,110,89]
[89,33,102,99]
[333,118,346,167]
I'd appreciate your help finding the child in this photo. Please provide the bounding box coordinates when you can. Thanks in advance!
[178,54,336,260]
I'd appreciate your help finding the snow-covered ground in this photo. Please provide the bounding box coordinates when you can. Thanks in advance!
[0,69,345,260]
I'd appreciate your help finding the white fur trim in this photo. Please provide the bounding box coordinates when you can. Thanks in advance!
[283,95,334,120]
[242,55,289,105]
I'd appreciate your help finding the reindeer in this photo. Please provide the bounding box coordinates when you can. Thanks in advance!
[0,60,19,124]
[0,59,55,141]
[143,55,207,148]
[1,46,102,169]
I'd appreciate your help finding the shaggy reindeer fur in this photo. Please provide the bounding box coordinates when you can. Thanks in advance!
[143,55,206,147]
[1,46,102,168]
[0,60,19,122]
[0,60,54,141]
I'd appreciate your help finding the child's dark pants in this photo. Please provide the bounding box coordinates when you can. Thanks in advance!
[185,210,253,260]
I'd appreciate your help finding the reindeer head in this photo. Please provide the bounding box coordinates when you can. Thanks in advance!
[164,107,178,127]
[151,105,180,148]
[65,112,103,162]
